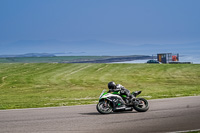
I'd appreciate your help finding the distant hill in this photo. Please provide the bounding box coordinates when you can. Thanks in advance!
[0,53,55,58]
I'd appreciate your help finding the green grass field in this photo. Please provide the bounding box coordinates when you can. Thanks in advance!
[0,63,200,109]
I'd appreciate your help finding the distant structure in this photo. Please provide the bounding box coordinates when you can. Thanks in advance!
[157,53,179,64]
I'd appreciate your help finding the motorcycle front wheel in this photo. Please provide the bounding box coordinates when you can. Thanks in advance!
[133,98,149,112]
[96,101,112,114]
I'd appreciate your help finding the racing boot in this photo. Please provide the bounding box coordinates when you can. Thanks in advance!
[126,95,135,106]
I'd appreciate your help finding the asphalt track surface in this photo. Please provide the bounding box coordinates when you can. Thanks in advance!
[0,96,200,133]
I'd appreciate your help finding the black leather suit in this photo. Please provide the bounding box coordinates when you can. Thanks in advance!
[109,84,132,99]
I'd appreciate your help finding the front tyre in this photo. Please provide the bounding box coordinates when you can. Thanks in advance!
[96,101,112,114]
[133,98,149,112]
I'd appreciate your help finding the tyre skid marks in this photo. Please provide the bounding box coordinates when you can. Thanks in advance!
[45,64,91,82]
[0,76,7,88]
[97,64,108,72]
[68,65,92,75]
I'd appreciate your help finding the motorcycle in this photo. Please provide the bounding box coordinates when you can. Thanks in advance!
[96,89,149,114]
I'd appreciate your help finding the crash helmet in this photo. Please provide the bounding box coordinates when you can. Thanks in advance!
[108,81,116,90]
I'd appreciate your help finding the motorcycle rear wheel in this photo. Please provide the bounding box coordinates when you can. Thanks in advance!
[96,101,112,114]
[133,98,149,112]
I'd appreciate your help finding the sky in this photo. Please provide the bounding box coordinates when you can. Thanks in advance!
[0,0,200,55]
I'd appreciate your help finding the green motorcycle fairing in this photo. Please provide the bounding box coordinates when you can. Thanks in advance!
[99,90,126,100]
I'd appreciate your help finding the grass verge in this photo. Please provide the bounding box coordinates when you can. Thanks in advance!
[0,63,200,109]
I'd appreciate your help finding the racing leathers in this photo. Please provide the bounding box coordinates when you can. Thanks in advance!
[109,84,133,104]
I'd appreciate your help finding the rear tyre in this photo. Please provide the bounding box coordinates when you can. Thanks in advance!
[96,101,112,114]
[133,98,149,112]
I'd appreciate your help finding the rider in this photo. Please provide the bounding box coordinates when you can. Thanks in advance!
[108,81,134,104]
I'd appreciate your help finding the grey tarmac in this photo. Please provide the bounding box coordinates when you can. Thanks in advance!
[0,96,200,133]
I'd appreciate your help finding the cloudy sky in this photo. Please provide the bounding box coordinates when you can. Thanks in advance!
[0,0,200,55]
